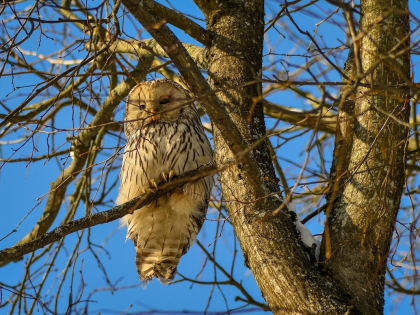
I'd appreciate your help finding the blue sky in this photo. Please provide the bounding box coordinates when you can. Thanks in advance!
[0,0,419,314]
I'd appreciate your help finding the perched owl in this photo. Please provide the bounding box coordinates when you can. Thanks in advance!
[117,79,213,282]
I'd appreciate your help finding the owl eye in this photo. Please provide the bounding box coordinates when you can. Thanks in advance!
[159,98,170,105]
[138,104,146,110]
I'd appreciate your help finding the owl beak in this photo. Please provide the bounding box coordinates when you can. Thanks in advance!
[148,108,159,123]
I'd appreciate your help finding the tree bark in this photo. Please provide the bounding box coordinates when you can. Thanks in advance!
[120,0,410,313]
[323,1,410,313]
[205,1,351,314]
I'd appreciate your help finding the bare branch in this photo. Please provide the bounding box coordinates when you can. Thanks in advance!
[8,58,153,255]
[264,100,336,134]
[142,0,210,46]
[121,0,266,197]
[0,164,216,266]
[89,38,208,69]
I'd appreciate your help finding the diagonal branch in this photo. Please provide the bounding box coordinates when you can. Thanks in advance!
[142,0,210,46]
[0,164,217,265]
[0,48,108,130]
[8,58,153,256]
[122,0,265,197]
[192,0,218,16]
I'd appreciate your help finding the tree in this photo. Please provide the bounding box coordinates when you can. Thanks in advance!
[0,0,418,314]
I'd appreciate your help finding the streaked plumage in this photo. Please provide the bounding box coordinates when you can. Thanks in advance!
[117,79,213,282]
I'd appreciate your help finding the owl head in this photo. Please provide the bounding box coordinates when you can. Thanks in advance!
[125,79,194,133]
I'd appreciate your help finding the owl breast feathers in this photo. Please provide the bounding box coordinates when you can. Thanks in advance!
[116,79,214,282]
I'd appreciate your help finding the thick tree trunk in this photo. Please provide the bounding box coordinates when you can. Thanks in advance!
[205,2,351,314]
[122,0,410,313]
[324,0,410,313]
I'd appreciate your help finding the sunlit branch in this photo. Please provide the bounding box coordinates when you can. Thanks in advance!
[141,0,210,46]
[264,100,336,134]
[90,38,208,69]
[0,164,216,265]
[0,149,69,163]
[3,59,153,261]
[0,50,107,130]
[122,0,266,198]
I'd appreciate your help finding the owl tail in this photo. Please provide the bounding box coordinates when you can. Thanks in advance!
[133,221,187,283]
[135,244,182,282]
[124,198,204,283]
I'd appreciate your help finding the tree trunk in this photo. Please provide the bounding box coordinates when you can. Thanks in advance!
[205,2,351,313]
[323,0,410,313]
[122,0,410,313]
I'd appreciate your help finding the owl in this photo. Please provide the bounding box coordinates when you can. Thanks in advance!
[116,79,213,282]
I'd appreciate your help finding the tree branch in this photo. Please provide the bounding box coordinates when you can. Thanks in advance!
[263,100,337,134]
[121,0,266,197]
[142,0,210,46]
[323,1,411,312]
[0,164,216,265]
[8,57,153,255]
[192,0,218,16]
[90,39,208,69]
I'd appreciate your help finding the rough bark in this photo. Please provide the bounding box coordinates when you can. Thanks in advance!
[205,1,351,314]
[122,0,266,196]
[120,0,410,313]
[323,1,410,313]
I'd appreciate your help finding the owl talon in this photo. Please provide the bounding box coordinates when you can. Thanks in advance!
[151,179,158,190]
[146,179,159,192]
[168,170,175,180]
[160,170,175,183]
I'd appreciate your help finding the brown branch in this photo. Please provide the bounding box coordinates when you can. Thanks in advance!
[263,100,419,158]
[263,100,337,134]
[386,268,420,295]
[142,0,210,46]
[22,17,110,25]
[192,0,218,16]
[301,204,327,224]
[0,49,108,130]
[0,164,217,266]
[0,149,69,163]
[121,0,266,197]
[8,58,153,254]
[196,240,271,311]
[1,65,97,125]
[94,39,208,69]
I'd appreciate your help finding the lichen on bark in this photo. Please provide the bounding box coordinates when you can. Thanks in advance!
[323,1,410,313]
